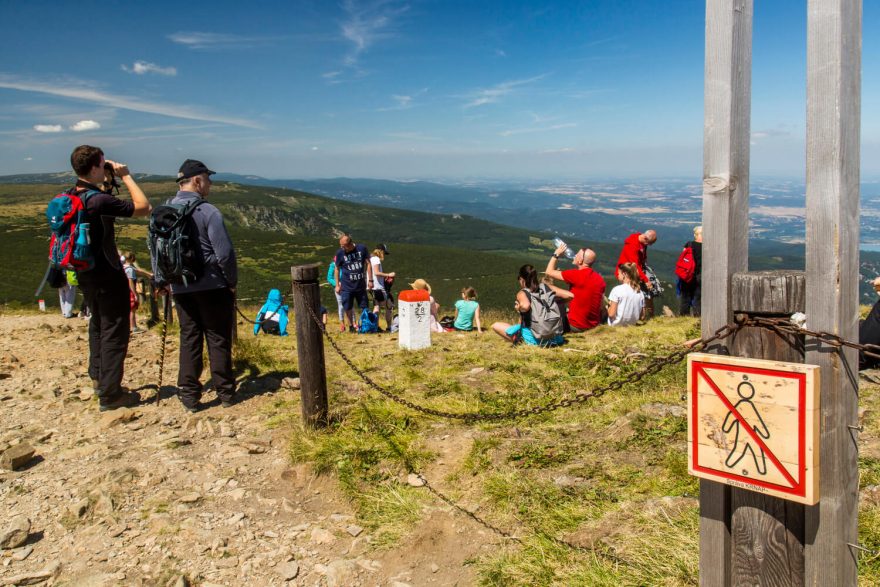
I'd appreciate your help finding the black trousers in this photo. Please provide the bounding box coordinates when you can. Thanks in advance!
[81,272,130,401]
[174,288,236,406]
[679,278,702,317]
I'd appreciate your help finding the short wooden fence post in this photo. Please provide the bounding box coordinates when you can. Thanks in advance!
[727,270,806,586]
[291,264,329,428]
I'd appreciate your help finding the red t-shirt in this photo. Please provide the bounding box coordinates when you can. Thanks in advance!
[616,232,649,284]
[561,268,607,330]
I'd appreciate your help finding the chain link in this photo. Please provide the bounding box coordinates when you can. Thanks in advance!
[292,281,743,421]
[742,316,880,361]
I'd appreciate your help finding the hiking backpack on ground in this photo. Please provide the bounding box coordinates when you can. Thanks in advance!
[46,189,99,272]
[674,244,696,283]
[148,200,206,287]
[525,284,563,339]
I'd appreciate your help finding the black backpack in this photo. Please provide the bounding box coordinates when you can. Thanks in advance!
[147,199,206,287]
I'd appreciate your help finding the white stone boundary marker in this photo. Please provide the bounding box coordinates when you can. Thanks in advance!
[398,289,431,350]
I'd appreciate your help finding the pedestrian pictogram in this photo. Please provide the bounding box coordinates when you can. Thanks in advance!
[687,353,820,505]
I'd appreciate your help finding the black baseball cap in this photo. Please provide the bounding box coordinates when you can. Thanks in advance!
[377,243,390,255]
[177,159,216,182]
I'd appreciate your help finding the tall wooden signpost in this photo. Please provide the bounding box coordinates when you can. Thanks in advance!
[699,0,860,585]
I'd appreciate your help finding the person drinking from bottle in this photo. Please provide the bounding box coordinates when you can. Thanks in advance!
[545,243,606,332]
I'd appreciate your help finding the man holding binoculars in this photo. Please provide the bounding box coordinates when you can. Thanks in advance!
[69,145,152,411]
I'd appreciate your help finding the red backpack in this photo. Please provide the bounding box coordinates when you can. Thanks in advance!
[46,189,98,272]
[674,244,696,283]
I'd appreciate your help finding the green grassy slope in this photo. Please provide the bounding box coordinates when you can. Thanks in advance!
[1,180,812,311]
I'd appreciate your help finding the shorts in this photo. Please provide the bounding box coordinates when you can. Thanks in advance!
[504,324,564,347]
[129,290,139,311]
[340,288,369,311]
[372,288,389,304]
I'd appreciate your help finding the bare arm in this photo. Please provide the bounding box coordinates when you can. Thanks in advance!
[514,290,531,314]
[109,161,151,217]
[545,283,573,301]
[334,264,341,294]
[607,300,618,322]
[544,244,567,281]
[474,305,482,332]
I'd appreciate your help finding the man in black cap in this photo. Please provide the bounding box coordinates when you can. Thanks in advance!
[169,159,238,412]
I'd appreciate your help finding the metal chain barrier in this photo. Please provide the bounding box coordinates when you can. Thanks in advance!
[293,282,743,422]
[234,303,259,324]
[743,315,880,361]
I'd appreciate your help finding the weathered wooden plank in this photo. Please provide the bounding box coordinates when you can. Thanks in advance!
[730,271,806,315]
[291,264,329,428]
[729,272,807,586]
[804,0,861,584]
[700,1,753,583]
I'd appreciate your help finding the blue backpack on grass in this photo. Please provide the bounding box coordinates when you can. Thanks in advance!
[358,308,378,334]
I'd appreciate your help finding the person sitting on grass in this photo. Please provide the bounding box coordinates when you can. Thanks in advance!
[453,287,482,332]
[410,279,444,333]
[607,262,645,326]
[491,265,564,347]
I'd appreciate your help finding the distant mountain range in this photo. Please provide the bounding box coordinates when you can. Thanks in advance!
[4,172,879,303]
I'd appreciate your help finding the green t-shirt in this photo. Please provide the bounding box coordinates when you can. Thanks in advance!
[454,299,479,330]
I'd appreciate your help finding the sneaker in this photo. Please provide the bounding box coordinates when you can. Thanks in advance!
[348,326,357,333]
[221,399,236,409]
[339,323,346,333]
[99,391,141,412]
[131,327,145,335]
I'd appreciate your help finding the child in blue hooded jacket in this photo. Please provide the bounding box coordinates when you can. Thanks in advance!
[254,289,289,336]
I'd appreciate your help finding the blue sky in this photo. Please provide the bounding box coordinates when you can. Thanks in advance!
[0,0,877,179]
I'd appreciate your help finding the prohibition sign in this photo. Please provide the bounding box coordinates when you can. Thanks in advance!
[686,353,820,505]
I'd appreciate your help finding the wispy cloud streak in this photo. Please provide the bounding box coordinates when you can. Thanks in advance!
[168,32,281,50]
[121,61,177,76]
[338,0,407,67]
[500,122,576,137]
[464,75,546,108]
[0,75,261,128]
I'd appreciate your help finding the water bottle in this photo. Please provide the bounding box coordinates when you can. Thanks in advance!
[552,237,576,260]
[74,222,90,260]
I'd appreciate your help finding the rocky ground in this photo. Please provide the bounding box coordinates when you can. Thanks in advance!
[0,313,492,586]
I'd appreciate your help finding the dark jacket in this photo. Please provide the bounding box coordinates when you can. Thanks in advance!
[169,191,237,294]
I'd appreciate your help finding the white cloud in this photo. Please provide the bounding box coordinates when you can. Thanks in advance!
[33,124,63,133]
[121,61,177,76]
[70,120,101,132]
[500,122,577,137]
[23,157,32,161]
[168,32,279,50]
[311,146,319,151]
[464,75,547,108]
[0,75,261,128]
[376,88,428,111]
[339,0,408,67]
[542,147,575,154]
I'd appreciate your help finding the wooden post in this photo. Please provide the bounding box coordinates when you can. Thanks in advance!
[805,0,861,583]
[291,264,328,428]
[700,1,753,584]
[729,271,806,586]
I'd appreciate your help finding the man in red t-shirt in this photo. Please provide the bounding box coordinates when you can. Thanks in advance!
[616,229,657,317]
[545,244,607,332]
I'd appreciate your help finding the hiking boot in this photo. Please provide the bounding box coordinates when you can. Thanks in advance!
[348,326,357,333]
[99,391,141,412]
[183,403,201,414]
[221,398,237,409]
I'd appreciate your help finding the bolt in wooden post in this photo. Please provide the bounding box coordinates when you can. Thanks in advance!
[291,264,328,428]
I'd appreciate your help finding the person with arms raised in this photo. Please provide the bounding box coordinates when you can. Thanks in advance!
[68,145,151,411]
[545,243,606,332]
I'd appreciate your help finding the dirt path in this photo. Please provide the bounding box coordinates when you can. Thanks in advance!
[0,313,489,586]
